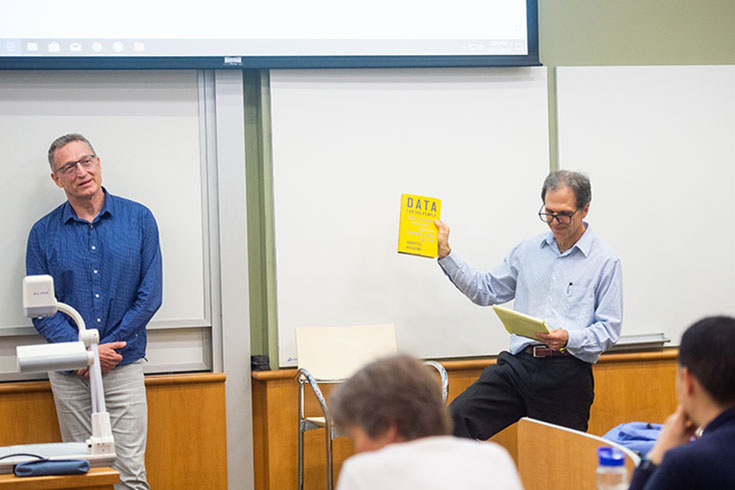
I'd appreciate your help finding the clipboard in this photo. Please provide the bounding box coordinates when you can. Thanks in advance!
[492,305,550,341]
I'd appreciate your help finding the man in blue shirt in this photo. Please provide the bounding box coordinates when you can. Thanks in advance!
[629,316,735,490]
[26,133,162,490]
[436,170,622,439]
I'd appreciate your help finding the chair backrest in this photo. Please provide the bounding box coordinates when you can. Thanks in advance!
[296,324,398,381]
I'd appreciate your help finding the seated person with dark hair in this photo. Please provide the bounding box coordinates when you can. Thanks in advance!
[330,354,523,490]
[629,316,735,490]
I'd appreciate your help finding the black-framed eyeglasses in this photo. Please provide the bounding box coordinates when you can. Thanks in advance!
[538,204,578,225]
[54,154,97,176]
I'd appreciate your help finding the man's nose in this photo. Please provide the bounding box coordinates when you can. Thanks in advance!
[74,163,89,177]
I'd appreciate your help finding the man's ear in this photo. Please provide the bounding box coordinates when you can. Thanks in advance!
[50,172,63,188]
[680,366,697,397]
[384,423,403,444]
[580,202,591,219]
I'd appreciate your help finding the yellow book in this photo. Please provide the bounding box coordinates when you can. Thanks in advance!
[492,305,550,340]
[397,194,441,258]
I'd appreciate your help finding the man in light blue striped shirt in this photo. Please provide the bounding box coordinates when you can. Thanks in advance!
[436,170,622,439]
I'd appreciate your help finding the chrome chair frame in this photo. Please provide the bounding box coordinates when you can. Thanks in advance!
[297,367,341,490]
[424,360,450,403]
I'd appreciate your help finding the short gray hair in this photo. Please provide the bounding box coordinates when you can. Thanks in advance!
[47,133,96,170]
[541,170,591,210]
[330,354,452,440]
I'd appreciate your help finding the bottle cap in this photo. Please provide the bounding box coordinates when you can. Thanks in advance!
[597,447,625,467]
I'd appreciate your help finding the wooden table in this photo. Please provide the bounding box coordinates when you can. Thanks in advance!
[0,467,119,490]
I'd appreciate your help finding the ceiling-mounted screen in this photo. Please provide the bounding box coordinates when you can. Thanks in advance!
[0,0,539,69]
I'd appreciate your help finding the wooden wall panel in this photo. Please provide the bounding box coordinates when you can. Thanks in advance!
[588,352,678,435]
[145,374,228,490]
[0,373,227,490]
[253,350,679,490]
[0,382,61,446]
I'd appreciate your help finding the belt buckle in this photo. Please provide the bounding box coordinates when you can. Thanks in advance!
[532,345,544,358]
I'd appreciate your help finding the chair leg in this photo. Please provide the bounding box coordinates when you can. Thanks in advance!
[298,423,305,490]
[325,429,334,490]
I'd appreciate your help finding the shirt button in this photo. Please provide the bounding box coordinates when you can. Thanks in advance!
[93,269,98,274]
[95,293,100,298]
[96,318,101,323]
[91,245,96,250]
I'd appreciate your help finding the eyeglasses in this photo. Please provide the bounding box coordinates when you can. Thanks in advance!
[538,204,579,225]
[54,155,97,176]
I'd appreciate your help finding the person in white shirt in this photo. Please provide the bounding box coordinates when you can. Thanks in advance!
[330,354,524,490]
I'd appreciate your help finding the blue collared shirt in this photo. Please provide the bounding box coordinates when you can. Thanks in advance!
[26,189,162,366]
[438,224,622,363]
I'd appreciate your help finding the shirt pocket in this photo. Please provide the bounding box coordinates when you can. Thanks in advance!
[46,255,75,301]
[560,278,594,321]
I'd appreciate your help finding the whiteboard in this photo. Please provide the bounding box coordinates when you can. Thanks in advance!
[270,67,550,366]
[0,70,207,330]
[557,65,735,345]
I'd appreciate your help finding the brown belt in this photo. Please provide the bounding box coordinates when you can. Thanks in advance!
[523,345,572,358]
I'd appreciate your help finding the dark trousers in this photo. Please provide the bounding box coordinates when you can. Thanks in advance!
[450,350,595,439]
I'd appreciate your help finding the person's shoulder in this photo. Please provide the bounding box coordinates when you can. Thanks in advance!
[349,436,514,462]
[106,192,157,222]
[498,233,549,267]
[449,437,516,461]
[585,227,619,260]
[657,435,735,483]
[689,423,735,459]
[340,443,397,472]
[30,201,67,232]
[405,436,516,466]
[423,437,522,487]
[509,232,550,255]
[107,192,153,213]
[509,232,547,249]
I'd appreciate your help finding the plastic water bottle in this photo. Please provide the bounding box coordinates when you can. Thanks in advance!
[595,447,628,490]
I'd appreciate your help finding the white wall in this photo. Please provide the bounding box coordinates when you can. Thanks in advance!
[0,69,253,488]
[557,65,735,345]
[270,67,551,365]
[0,70,214,376]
